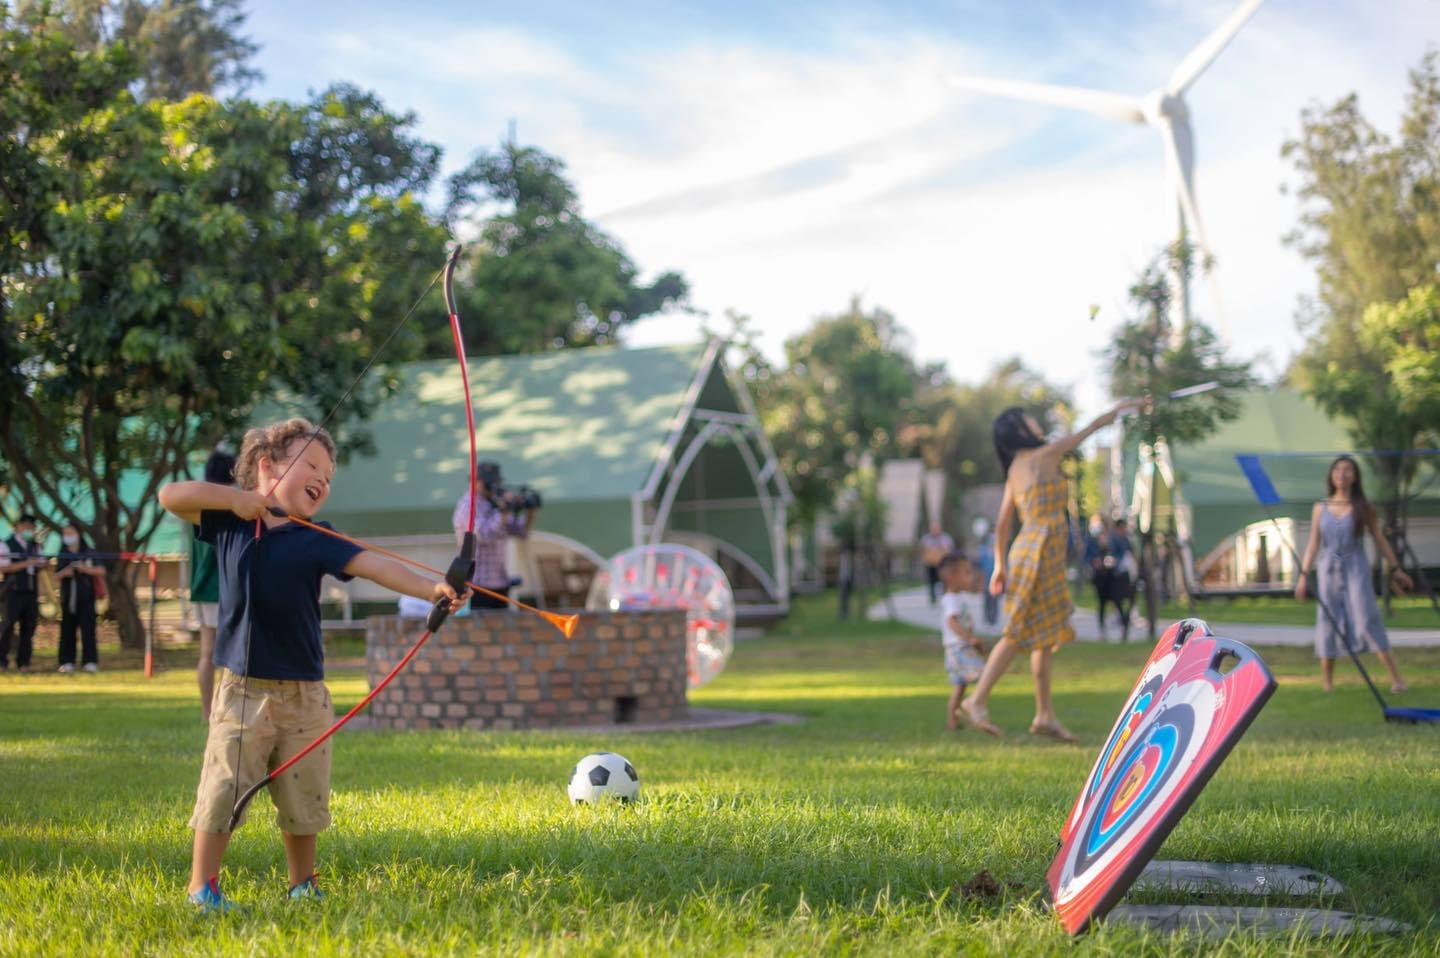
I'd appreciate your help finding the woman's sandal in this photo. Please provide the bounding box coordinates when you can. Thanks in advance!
[1029,721,1078,743]
[1390,682,1408,695]
[959,699,1003,738]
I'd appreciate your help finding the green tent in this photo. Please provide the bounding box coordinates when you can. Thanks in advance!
[1126,388,1440,563]
[313,340,792,615]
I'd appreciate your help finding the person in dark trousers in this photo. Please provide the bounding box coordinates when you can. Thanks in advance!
[1,515,46,672]
[1082,515,1114,639]
[919,524,956,605]
[55,522,106,673]
[1107,517,1136,642]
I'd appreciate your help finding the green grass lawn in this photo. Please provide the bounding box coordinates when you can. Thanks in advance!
[2,601,1438,956]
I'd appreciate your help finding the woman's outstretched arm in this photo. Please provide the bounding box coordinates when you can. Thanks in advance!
[1045,399,1143,460]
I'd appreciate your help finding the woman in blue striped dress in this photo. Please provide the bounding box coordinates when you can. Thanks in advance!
[1295,456,1412,694]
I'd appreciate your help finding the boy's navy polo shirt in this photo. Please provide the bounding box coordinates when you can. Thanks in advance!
[199,510,364,681]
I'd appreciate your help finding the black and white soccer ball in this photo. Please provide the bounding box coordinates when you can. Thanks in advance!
[567,752,640,804]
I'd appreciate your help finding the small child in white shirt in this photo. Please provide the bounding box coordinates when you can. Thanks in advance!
[939,552,988,731]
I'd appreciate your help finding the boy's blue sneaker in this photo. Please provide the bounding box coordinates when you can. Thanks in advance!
[188,877,236,914]
[287,875,325,901]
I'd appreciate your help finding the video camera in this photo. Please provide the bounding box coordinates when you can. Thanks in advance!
[495,484,543,512]
[477,461,543,513]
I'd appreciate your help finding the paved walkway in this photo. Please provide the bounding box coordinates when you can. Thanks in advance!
[869,587,1440,648]
[348,708,804,735]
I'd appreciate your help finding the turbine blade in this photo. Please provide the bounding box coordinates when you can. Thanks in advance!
[1160,115,1207,257]
[1167,0,1264,94]
[947,75,1144,124]
[1160,116,1229,338]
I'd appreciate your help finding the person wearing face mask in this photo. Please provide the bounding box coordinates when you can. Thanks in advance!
[1,515,48,672]
[55,523,106,673]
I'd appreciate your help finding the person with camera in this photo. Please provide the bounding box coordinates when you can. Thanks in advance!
[452,461,540,611]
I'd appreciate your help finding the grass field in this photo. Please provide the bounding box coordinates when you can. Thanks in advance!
[2,599,1438,956]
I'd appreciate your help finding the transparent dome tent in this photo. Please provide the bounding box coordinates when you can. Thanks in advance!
[586,544,735,688]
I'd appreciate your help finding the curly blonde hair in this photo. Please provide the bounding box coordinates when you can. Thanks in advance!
[233,418,336,491]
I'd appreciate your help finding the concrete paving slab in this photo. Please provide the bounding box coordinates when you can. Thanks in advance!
[1106,904,1410,937]
[562,708,806,734]
[1134,860,1344,897]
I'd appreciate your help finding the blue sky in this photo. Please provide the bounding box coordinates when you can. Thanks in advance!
[243,0,1437,419]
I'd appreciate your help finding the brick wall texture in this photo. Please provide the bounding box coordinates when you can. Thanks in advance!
[365,609,689,730]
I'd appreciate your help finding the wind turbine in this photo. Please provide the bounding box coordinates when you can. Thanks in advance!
[950,0,1263,336]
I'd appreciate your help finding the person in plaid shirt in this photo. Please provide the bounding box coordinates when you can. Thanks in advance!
[452,461,537,610]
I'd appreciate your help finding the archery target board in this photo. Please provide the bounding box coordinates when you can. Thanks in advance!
[1047,619,1277,935]
[1059,618,1214,844]
[586,544,735,688]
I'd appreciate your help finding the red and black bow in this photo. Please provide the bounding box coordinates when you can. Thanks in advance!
[224,247,572,832]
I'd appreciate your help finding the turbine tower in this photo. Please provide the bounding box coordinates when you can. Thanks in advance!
[950,0,1263,336]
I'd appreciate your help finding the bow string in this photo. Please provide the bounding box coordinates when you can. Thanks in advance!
[225,246,574,832]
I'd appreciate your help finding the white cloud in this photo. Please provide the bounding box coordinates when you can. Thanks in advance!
[257,0,1439,419]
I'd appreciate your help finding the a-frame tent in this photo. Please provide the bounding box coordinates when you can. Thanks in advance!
[315,340,792,618]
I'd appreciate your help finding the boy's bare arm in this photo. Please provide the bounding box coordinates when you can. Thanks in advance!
[947,613,979,646]
[345,551,467,605]
[159,481,269,526]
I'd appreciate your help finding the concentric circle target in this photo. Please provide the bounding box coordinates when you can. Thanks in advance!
[585,544,735,688]
[1055,677,1217,903]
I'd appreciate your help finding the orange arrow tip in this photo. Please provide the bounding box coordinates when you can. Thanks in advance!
[544,612,580,639]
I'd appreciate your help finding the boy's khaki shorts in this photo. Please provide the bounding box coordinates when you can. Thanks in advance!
[190,668,334,835]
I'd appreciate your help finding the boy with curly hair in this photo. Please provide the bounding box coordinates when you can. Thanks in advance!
[160,418,468,912]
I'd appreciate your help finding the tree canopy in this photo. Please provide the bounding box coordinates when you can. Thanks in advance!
[32,0,260,98]
[1103,242,1256,449]
[443,141,689,355]
[753,298,924,528]
[1284,50,1440,503]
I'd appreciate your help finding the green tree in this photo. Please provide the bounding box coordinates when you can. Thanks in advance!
[759,298,920,528]
[1361,286,1440,431]
[904,358,1072,533]
[1103,243,1256,446]
[0,8,447,645]
[31,0,260,97]
[1356,286,1440,560]
[443,141,689,355]
[1102,241,1256,637]
[1284,50,1440,531]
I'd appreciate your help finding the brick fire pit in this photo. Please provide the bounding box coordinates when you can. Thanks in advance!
[364,609,689,730]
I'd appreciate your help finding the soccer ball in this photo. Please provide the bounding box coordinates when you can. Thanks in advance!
[567,752,640,805]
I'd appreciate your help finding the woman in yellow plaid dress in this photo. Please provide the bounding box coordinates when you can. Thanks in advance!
[960,400,1139,740]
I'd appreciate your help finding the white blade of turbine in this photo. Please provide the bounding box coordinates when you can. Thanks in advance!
[1167,0,1265,95]
[1160,113,1208,261]
[1160,114,1229,337]
[947,75,1144,124]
